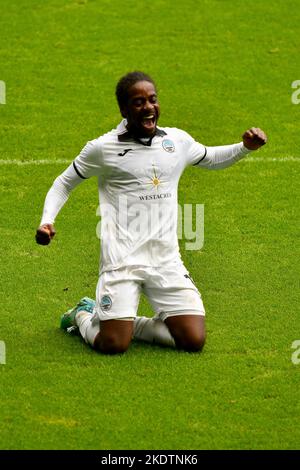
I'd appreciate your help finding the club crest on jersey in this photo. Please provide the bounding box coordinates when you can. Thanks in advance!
[100,295,112,311]
[162,139,175,153]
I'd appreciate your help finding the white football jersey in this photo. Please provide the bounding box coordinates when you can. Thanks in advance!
[73,120,208,272]
[41,119,249,273]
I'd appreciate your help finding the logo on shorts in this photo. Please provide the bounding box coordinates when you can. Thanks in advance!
[100,295,112,311]
[162,139,175,153]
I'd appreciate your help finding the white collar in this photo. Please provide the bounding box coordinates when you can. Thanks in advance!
[116,119,128,135]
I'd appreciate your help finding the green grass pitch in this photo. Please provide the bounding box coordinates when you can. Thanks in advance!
[0,0,299,450]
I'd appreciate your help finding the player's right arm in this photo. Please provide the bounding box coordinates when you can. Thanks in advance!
[36,223,56,245]
[35,139,102,245]
[35,164,83,245]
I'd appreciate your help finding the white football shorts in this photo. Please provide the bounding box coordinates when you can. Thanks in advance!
[95,263,205,321]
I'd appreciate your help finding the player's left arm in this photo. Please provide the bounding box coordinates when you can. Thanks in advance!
[242,127,267,150]
[191,127,267,169]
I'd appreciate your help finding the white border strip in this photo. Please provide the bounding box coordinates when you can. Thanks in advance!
[0,157,299,165]
[246,156,299,162]
[0,159,71,165]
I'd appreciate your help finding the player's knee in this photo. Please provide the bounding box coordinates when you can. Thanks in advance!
[93,332,131,355]
[165,314,206,352]
[189,331,206,352]
[176,330,206,353]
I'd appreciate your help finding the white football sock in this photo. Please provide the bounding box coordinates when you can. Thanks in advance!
[133,316,175,347]
[75,311,100,346]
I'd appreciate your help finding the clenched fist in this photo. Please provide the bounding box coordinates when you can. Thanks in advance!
[35,224,56,245]
[243,127,267,151]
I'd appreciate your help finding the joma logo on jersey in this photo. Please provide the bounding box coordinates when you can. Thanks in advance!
[118,148,132,157]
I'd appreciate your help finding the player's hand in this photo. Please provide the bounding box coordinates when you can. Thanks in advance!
[35,224,56,245]
[242,127,267,150]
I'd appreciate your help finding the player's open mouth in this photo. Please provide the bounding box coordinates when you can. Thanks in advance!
[141,114,156,130]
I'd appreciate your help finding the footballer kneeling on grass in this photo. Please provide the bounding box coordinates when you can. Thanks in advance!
[36,71,267,355]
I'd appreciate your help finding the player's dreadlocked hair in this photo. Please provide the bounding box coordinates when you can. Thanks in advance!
[116,71,156,112]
